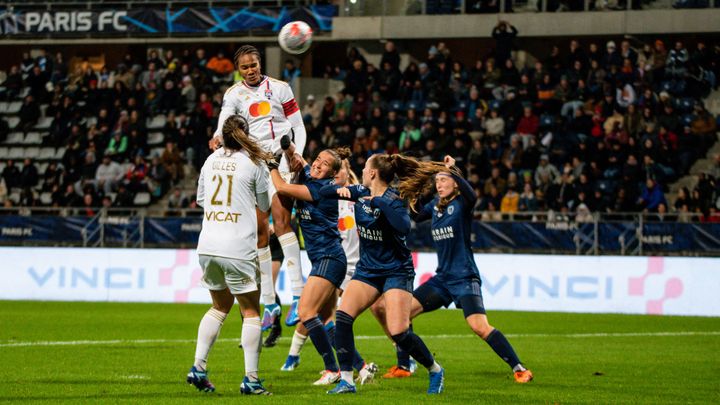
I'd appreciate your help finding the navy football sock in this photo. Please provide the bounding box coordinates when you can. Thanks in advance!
[392,329,434,369]
[396,323,412,369]
[335,310,356,372]
[303,316,338,372]
[485,329,522,370]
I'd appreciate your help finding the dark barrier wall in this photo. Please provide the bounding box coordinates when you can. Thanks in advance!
[1,214,719,254]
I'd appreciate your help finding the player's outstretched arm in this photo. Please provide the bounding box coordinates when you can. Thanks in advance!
[269,168,313,202]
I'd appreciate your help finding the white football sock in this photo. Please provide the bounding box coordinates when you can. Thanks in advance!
[288,330,308,356]
[258,247,275,305]
[341,370,354,384]
[429,361,442,373]
[193,308,227,371]
[278,232,304,296]
[242,317,262,380]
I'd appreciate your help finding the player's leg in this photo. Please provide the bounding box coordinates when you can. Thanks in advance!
[263,233,284,347]
[228,258,271,395]
[272,193,303,326]
[298,272,341,384]
[460,283,533,383]
[327,278,380,394]
[384,279,444,394]
[187,256,234,392]
[257,208,278,331]
[281,322,307,371]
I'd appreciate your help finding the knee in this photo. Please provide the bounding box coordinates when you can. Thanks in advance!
[472,322,494,340]
[212,300,233,314]
[369,300,386,318]
[297,306,317,323]
[390,328,410,345]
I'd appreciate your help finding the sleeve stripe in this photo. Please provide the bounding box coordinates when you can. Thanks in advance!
[282,99,299,116]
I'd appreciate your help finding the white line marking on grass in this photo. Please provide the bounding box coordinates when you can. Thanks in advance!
[1,331,718,348]
[122,375,149,380]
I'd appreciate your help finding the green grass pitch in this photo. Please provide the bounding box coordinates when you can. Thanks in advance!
[1,300,719,404]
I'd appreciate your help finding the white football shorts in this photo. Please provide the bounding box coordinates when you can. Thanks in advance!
[198,255,260,295]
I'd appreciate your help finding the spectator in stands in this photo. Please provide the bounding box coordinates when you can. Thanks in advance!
[535,154,560,187]
[3,65,23,101]
[344,59,367,98]
[19,158,39,189]
[95,154,123,195]
[181,76,197,113]
[500,186,520,214]
[60,184,81,207]
[282,60,301,87]
[157,80,181,115]
[106,131,129,159]
[26,65,48,102]
[18,95,40,133]
[492,21,518,65]
[167,187,189,216]
[206,50,234,78]
[2,160,20,190]
[638,178,667,212]
[161,141,184,184]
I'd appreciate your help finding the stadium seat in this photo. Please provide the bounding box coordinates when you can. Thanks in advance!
[151,147,165,158]
[38,147,55,160]
[146,115,167,129]
[37,160,47,171]
[0,147,7,159]
[6,132,23,144]
[6,116,19,129]
[34,116,53,130]
[39,192,52,205]
[107,192,117,203]
[85,116,97,127]
[147,132,164,146]
[8,190,20,204]
[8,147,23,160]
[133,192,151,206]
[0,102,8,114]
[6,101,22,114]
[54,147,66,160]
[0,161,5,173]
[23,132,42,145]
[24,147,40,159]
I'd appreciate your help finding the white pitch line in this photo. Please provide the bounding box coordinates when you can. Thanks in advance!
[0,331,718,348]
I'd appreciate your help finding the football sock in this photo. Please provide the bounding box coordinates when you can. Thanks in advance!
[278,232,304,296]
[391,328,435,370]
[194,308,227,371]
[258,247,274,305]
[485,329,523,370]
[341,370,354,385]
[335,310,356,373]
[289,330,308,356]
[327,320,364,371]
[396,323,412,369]
[303,316,338,372]
[241,317,262,381]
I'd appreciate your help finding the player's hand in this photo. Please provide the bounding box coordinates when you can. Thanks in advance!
[337,187,351,199]
[266,152,283,171]
[289,153,304,172]
[209,137,222,151]
[444,155,456,169]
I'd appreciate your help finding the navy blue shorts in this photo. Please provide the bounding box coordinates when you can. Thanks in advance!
[413,275,486,317]
[309,257,346,288]
[352,272,414,294]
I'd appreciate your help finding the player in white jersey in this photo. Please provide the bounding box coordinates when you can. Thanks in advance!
[187,115,273,396]
[211,45,306,331]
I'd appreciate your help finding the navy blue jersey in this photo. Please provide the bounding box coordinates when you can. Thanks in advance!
[320,184,414,277]
[297,165,346,264]
[413,173,479,281]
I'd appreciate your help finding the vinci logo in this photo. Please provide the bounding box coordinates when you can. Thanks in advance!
[628,257,683,315]
[159,250,204,303]
[249,101,271,117]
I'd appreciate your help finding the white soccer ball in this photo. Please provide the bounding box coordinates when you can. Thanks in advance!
[278,21,313,55]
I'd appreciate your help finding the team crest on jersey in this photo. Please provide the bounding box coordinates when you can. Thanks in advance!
[265,88,273,99]
[447,205,454,215]
[373,208,381,218]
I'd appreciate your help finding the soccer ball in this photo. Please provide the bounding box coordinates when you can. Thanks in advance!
[278,21,313,55]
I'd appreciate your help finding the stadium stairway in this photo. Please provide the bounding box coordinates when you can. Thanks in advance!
[667,88,720,205]
[150,163,199,214]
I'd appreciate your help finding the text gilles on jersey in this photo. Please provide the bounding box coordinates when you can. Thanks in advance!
[206,160,240,223]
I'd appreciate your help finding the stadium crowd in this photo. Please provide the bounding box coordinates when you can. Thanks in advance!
[312,33,720,222]
[0,34,719,222]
